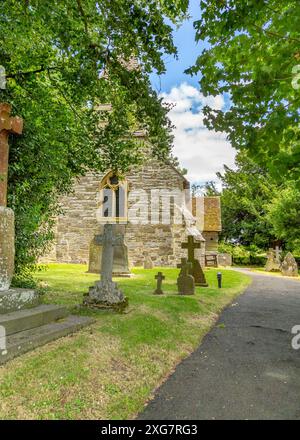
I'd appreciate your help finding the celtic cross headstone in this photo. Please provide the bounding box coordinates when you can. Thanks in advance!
[181,235,208,287]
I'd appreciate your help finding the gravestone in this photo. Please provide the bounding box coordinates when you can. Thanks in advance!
[0,105,44,311]
[281,252,299,277]
[88,225,131,277]
[84,224,128,310]
[0,103,93,365]
[143,254,154,269]
[177,258,195,295]
[217,253,232,267]
[265,248,281,272]
[181,235,208,287]
[0,207,15,291]
[154,272,165,295]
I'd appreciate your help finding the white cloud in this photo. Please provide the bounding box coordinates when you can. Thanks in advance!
[160,82,236,183]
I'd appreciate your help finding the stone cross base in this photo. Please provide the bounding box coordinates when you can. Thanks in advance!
[83,279,128,311]
[154,288,164,295]
[265,262,281,272]
[281,252,299,277]
[0,289,41,314]
[0,207,15,291]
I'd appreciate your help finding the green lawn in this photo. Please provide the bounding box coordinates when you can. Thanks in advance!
[0,264,251,420]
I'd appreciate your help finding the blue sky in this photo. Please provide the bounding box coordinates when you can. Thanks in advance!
[151,0,204,93]
[150,0,236,185]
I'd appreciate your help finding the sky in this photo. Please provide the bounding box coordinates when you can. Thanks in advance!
[150,0,236,185]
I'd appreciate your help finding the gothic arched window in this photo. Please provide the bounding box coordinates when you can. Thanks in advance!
[98,171,127,223]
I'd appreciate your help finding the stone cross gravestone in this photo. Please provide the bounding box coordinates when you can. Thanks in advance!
[265,248,281,272]
[281,252,299,277]
[0,104,40,309]
[0,104,42,311]
[84,223,128,309]
[88,225,131,277]
[154,272,165,295]
[0,103,93,365]
[177,258,195,295]
[181,235,208,287]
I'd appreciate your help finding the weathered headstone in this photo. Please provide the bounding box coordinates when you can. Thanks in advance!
[154,272,165,295]
[0,207,15,291]
[143,254,154,269]
[181,235,208,287]
[281,252,299,277]
[265,248,281,272]
[88,225,131,277]
[0,104,40,310]
[84,224,128,309]
[217,253,232,267]
[177,258,195,295]
[0,103,23,207]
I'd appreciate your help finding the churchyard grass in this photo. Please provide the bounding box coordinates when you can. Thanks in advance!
[0,264,250,420]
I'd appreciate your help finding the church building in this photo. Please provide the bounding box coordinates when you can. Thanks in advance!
[42,151,222,270]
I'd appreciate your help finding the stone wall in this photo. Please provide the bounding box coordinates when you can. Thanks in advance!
[0,207,15,291]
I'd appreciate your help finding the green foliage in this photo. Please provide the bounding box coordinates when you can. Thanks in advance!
[217,152,276,248]
[267,182,300,250]
[215,151,300,254]
[218,242,266,266]
[192,181,220,197]
[0,0,189,277]
[188,0,300,181]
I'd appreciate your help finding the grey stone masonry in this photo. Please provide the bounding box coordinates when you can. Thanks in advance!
[41,158,221,267]
[0,288,40,314]
[0,207,15,291]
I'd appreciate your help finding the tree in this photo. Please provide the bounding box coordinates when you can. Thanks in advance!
[217,152,276,248]
[188,0,300,182]
[267,183,300,251]
[0,0,189,277]
[191,181,220,197]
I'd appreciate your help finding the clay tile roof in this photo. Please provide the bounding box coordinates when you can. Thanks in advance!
[203,197,222,232]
